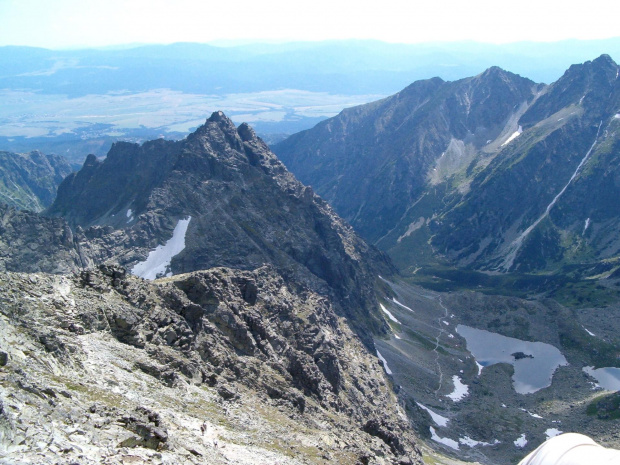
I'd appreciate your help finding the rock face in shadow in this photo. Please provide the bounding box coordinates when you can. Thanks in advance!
[46,111,394,344]
[0,203,82,273]
[0,150,72,212]
[428,55,620,272]
[274,67,540,245]
[0,266,422,464]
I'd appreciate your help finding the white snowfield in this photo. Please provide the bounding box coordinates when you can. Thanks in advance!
[514,433,527,448]
[518,433,620,464]
[430,427,459,450]
[501,125,523,146]
[131,216,192,280]
[376,350,393,375]
[380,303,401,324]
[416,403,449,427]
[392,298,414,312]
[447,375,468,402]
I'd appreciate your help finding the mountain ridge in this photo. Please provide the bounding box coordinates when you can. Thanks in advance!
[274,55,620,276]
[274,65,542,244]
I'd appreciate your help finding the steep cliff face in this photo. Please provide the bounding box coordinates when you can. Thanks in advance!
[274,68,541,244]
[0,150,72,211]
[0,203,82,273]
[0,265,422,464]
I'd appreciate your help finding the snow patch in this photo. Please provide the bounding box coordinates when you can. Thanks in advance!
[615,113,620,119]
[380,304,401,324]
[430,427,459,450]
[376,350,393,375]
[545,428,563,439]
[442,320,449,326]
[501,125,522,147]
[475,361,484,376]
[447,376,469,402]
[583,326,596,337]
[514,434,527,448]
[583,218,590,235]
[448,334,455,339]
[416,403,449,427]
[459,436,499,447]
[131,217,191,280]
[126,208,134,223]
[519,408,543,419]
[394,334,402,340]
[392,298,414,312]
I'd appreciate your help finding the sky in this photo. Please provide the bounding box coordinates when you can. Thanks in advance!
[1,0,619,49]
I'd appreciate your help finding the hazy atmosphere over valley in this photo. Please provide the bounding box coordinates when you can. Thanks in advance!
[1,1,620,465]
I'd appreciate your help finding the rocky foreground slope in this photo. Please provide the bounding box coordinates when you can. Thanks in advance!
[0,113,424,464]
[0,265,421,464]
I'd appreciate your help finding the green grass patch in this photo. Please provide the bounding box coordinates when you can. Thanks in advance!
[586,392,620,420]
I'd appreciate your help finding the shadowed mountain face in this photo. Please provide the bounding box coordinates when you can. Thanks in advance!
[274,67,541,245]
[275,56,620,274]
[47,112,394,344]
[0,150,72,211]
[428,55,620,272]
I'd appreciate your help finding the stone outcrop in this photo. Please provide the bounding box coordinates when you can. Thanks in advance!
[0,203,82,273]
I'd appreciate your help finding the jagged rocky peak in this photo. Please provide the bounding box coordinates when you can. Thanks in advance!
[45,112,393,345]
[184,111,289,178]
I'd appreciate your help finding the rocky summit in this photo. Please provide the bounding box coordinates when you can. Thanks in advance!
[46,111,394,345]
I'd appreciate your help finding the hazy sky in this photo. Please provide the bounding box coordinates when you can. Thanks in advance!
[1,0,619,49]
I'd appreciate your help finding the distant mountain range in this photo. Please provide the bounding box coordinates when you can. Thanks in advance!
[275,55,620,276]
[3,39,620,96]
[1,39,619,162]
